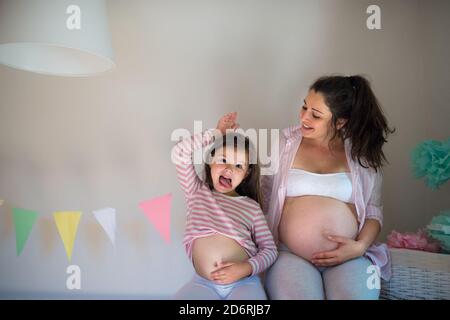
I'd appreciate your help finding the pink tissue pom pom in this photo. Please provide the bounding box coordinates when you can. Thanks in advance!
[387,229,441,252]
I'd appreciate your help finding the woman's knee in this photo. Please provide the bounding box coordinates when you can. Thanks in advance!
[323,257,380,300]
[265,251,325,300]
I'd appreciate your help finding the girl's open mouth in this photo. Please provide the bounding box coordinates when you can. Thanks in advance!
[219,176,232,188]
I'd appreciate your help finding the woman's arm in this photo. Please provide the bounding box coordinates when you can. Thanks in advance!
[356,218,381,252]
[357,168,383,250]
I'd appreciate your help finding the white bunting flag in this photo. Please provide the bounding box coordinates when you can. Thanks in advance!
[92,208,116,247]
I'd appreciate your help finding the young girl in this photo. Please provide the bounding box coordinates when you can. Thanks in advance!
[172,112,277,300]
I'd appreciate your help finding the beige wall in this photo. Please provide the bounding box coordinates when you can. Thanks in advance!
[0,0,449,298]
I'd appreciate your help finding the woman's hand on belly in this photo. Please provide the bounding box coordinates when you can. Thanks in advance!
[209,261,253,285]
[310,235,366,267]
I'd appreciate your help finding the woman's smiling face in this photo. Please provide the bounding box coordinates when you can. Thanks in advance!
[300,90,332,140]
[209,146,249,196]
[300,90,344,142]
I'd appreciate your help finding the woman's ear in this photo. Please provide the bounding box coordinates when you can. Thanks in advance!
[336,118,348,130]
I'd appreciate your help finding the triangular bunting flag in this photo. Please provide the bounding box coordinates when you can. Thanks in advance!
[139,193,172,244]
[53,211,82,262]
[92,207,116,246]
[12,208,39,256]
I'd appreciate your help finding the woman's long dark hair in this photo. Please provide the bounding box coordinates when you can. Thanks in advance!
[204,132,263,208]
[310,75,395,170]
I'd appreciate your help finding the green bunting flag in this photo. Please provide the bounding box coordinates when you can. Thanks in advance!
[12,208,39,256]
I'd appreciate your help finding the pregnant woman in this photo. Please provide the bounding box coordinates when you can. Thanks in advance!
[263,75,394,299]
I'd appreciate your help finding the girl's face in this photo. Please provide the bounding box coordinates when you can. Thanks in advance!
[300,90,337,141]
[210,147,249,196]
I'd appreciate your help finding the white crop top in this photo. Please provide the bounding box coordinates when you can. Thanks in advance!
[286,168,353,203]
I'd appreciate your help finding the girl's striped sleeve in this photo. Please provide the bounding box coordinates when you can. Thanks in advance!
[247,211,278,275]
[172,128,220,198]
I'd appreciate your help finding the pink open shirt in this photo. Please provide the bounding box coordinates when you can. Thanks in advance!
[261,124,391,280]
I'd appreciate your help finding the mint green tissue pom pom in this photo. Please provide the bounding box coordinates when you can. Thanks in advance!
[411,138,450,190]
[427,210,450,253]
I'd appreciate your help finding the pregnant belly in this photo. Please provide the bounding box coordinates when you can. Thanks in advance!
[192,234,249,280]
[279,196,358,261]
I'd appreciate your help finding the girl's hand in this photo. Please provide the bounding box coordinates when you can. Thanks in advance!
[216,112,239,135]
[311,235,367,267]
[209,261,252,285]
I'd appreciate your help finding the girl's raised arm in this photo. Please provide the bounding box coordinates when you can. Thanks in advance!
[173,129,219,198]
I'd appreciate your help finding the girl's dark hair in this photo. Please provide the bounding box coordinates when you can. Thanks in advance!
[310,75,395,170]
[204,132,263,207]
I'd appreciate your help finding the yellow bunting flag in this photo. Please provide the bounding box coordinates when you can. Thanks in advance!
[53,211,82,262]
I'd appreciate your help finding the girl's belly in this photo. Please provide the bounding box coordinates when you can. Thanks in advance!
[279,196,358,261]
[192,234,249,280]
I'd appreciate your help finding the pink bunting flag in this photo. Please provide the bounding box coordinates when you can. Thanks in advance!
[139,193,172,244]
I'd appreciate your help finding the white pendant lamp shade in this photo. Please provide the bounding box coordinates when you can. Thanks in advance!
[0,0,115,76]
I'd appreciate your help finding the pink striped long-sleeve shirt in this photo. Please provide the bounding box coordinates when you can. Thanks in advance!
[173,128,278,276]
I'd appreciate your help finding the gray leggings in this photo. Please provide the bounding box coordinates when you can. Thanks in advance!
[265,249,380,300]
